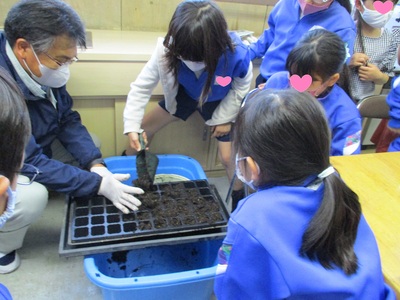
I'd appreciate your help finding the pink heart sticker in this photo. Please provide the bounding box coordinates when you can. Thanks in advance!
[216,76,232,87]
[373,1,393,14]
[289,74,312,92]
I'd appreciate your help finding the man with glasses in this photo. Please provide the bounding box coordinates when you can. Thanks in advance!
[0,0,144,273]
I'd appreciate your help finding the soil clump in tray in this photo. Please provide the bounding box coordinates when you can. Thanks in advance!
[133,178,157,192]
[134,182,224,226]
[67,180,228,247]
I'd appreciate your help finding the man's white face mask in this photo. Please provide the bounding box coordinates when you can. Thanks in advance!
[23,46,70,88]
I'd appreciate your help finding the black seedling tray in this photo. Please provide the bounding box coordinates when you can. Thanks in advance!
[66,180,229,246]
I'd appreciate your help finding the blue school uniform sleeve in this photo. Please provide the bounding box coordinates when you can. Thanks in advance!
[330,121,362,156]
[263,71,290,89]
[387,76,400,151]
[248,24,275,61]
[214,218,290,300]
[0,284,12,300]
[320,86,361,156]
[388,138,400,151]
[387,76,400,129]
[248,0,284,61]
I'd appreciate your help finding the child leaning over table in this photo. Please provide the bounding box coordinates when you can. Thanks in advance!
[214,88,396,299]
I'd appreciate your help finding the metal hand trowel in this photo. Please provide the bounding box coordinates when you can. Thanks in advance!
[135,133,159,191]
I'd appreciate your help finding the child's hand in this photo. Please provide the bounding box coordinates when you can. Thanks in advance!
[258,83,266,90]
[358,63,388,85]
[211,123,232,138]
[126,131,149,154]
[349,53,369,68]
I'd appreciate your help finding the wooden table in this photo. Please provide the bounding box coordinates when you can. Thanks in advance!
[330,152,400,297]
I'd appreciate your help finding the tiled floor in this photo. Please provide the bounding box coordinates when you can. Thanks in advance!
[0,176,230,300]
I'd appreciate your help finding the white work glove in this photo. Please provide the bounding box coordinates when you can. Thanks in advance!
[91,167,143,214]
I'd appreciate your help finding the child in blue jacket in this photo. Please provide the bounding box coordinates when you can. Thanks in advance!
[214,88,395,299]
[123,0,253,210]
[249,0,356,86]
[387,75,400,151]
[264,29,361,156]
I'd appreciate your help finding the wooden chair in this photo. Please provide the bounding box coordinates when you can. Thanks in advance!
[357,94,390,143]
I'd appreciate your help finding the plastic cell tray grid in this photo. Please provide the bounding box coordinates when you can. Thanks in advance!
[68,180,229,246]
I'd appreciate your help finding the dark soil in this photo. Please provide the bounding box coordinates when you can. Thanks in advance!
[138,221,152,230]
[70,180,227,247]
[136,192,159,209]
[133,178,157,192]
[108,250,128,264]
[132,181,224,230]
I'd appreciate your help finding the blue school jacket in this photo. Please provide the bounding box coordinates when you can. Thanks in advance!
[264,71,361,156]
[387,76,400,152]
[249,0,356,81]
[178,32,251,102]
[214,182,395,299]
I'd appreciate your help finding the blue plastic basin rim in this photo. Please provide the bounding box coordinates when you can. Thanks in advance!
[83,257,217,290]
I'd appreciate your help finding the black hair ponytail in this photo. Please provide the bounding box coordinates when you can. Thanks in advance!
[301,174,361,275]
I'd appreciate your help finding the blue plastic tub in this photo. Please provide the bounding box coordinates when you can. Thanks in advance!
[84,154,220,299]
[104,154,207,185]
[84,238,222,300]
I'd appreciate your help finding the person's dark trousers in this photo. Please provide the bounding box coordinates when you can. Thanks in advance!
[255,73,267,88]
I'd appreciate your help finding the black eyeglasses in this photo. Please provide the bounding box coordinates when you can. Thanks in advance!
[43,52,79,67]
[17,164,42,185]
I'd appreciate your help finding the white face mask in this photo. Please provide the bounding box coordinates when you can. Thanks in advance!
[0,186,17,228]
[181,59,206,72]
[235,154,258,191]
[24,47,70,88]
[360,1,393,28]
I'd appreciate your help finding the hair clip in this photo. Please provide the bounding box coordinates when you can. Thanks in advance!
[344,42,351,64]
[317,166,335,179]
